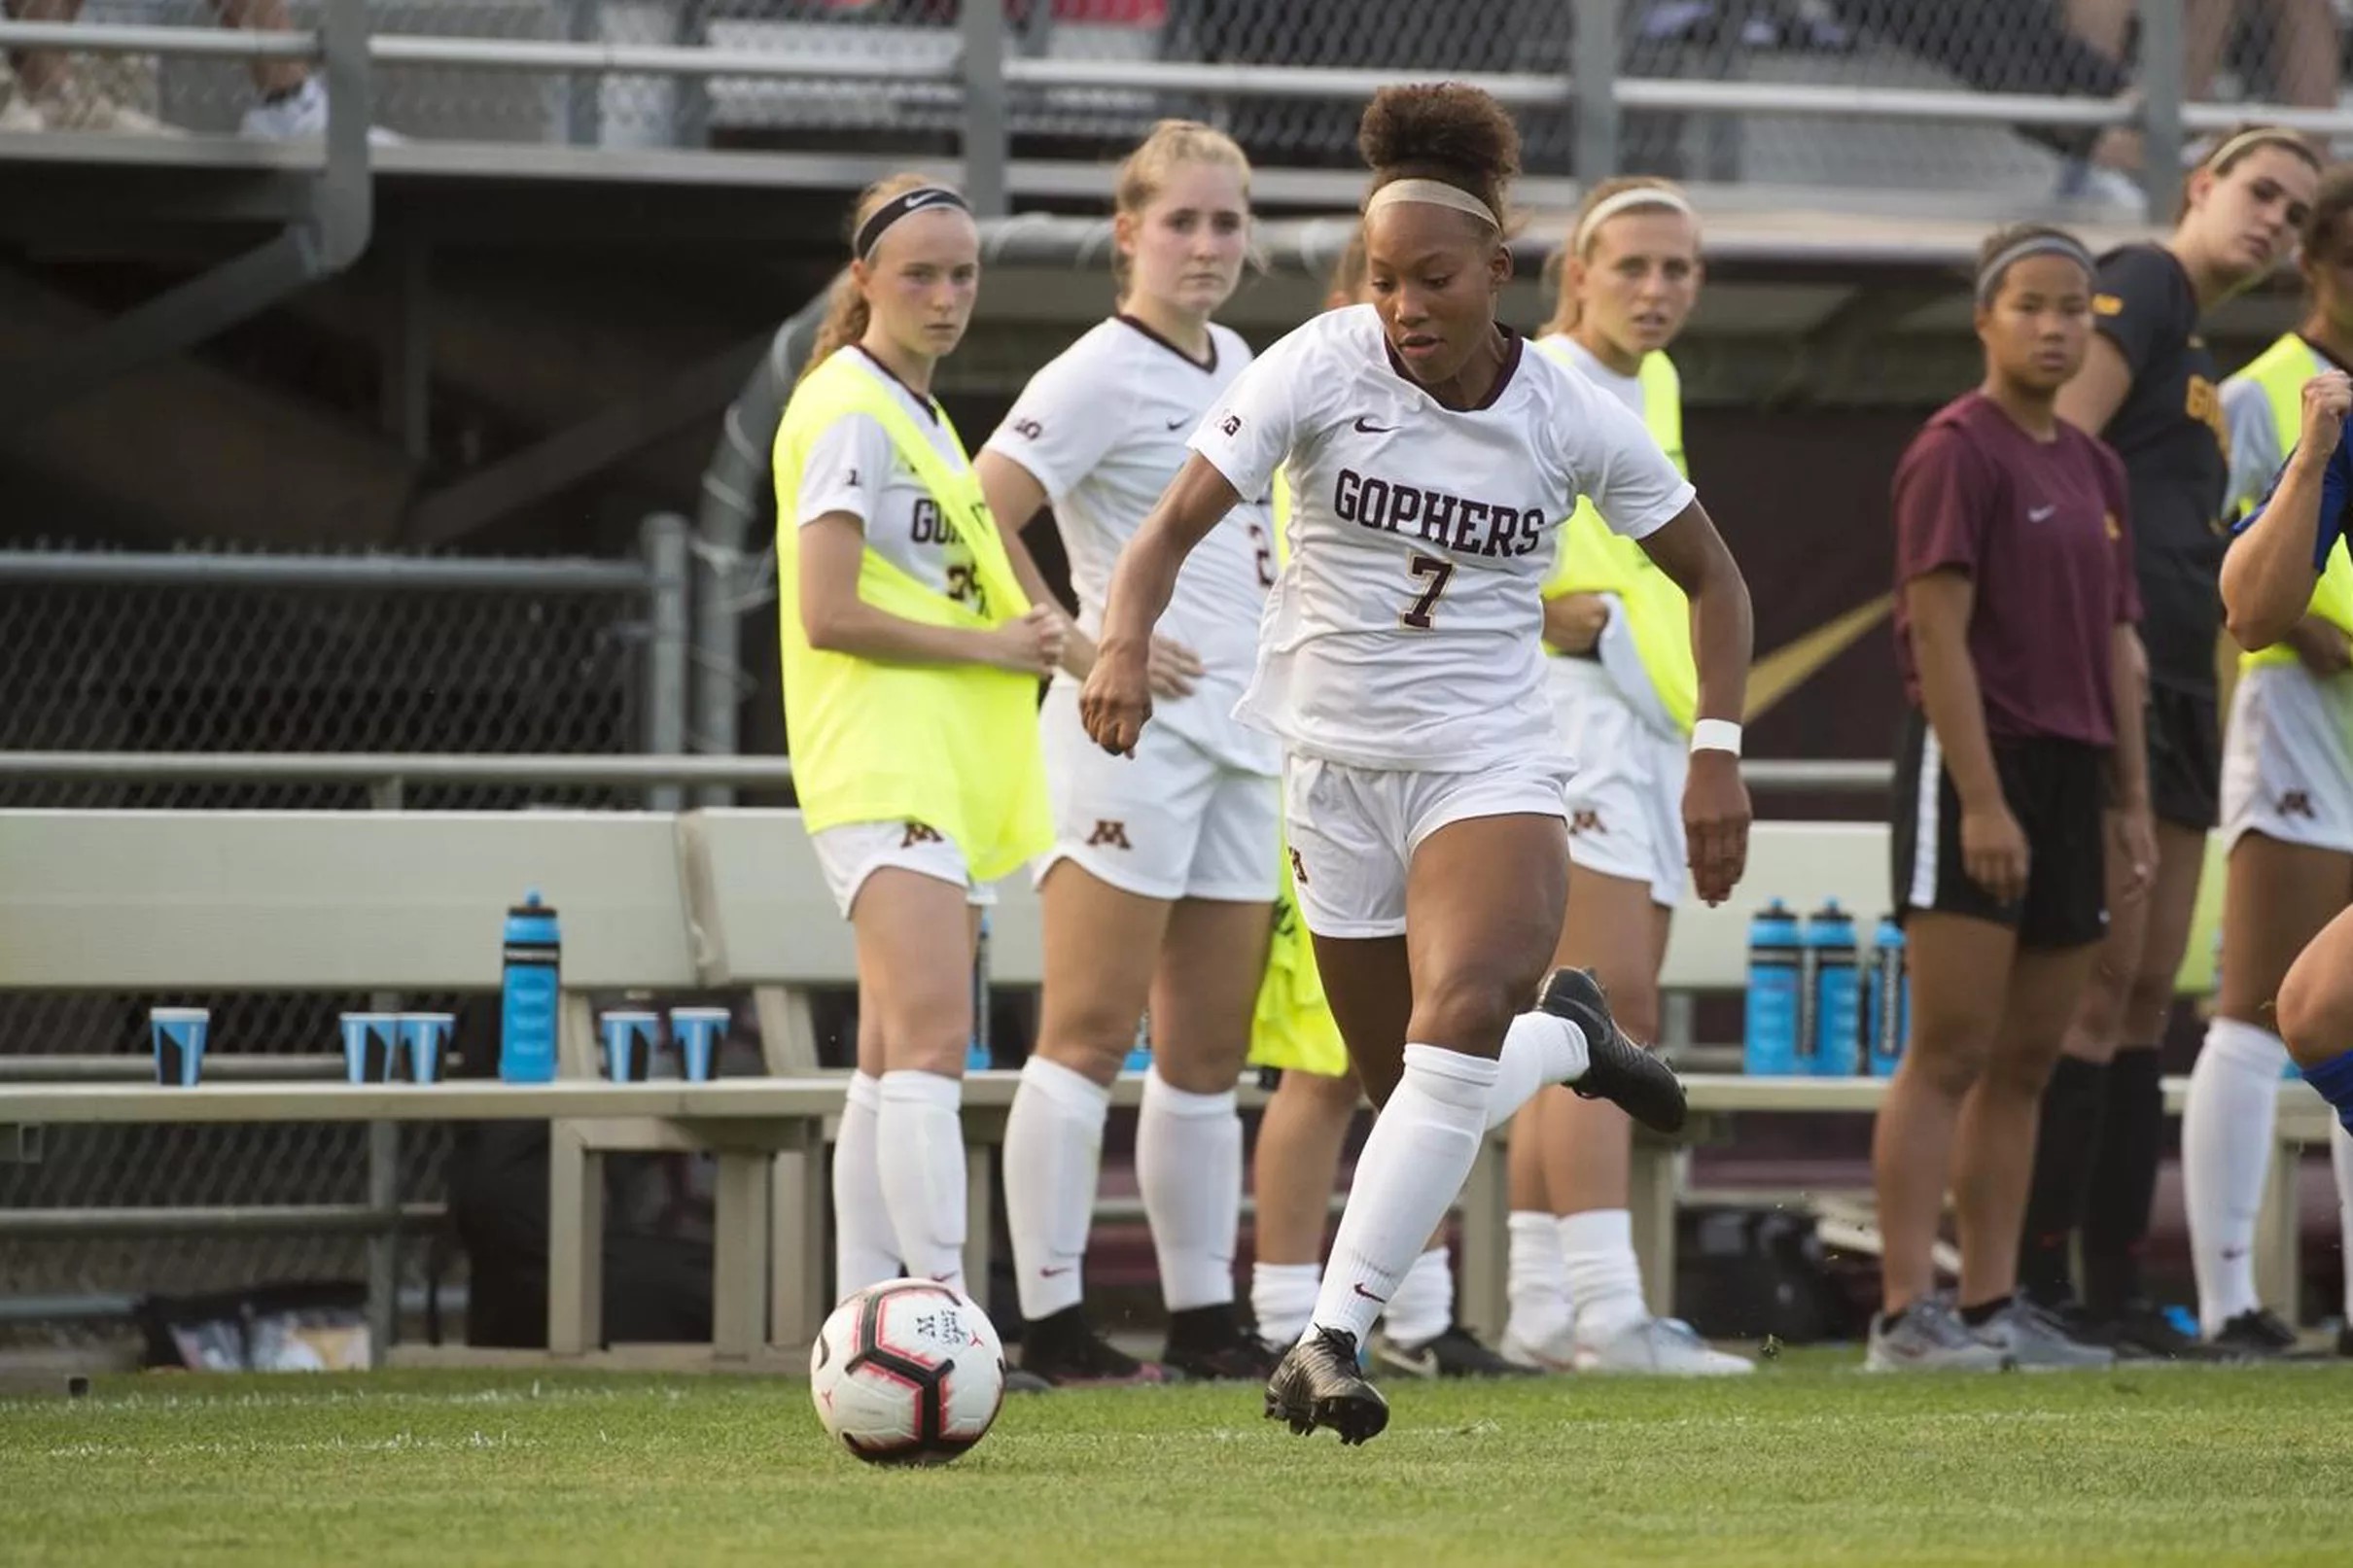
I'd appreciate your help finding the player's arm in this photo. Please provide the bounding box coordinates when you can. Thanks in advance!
[1635,501,1754,905]
[2106,624,2155,900]
[799,514,1061,675]
[2223,369,2353,650]
[1081,455,1241,753]
[2054,334,2133,436]
[1907,569,2027,904]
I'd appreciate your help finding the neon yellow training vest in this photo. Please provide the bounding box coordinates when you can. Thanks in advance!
[1534,340,1696,730]
[772,349,1052,883]
[2235,332,2353,670]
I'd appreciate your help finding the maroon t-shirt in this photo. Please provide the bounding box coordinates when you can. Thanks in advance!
[1891,392,2139,747]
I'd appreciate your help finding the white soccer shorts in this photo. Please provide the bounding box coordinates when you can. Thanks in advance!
[2221,660,2353,856]
[1282,751,1574,939]
[811,819,1000,919]
[1034,680,1281,903]
[1549,656,1689,909]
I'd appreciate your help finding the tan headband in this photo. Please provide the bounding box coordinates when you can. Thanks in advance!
[1364,177,1498,227]
[2199,126,2308,171]
[1572,187,1697,253]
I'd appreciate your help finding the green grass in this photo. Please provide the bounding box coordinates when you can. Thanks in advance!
[3,1355,2350,1566]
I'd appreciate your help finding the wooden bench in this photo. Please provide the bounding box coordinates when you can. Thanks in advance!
[2,808,2334,1359]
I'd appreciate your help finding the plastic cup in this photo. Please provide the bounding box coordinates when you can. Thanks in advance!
[669,1007,730,1083]
[600,1011,659,1083]
[150,1007,210,1088]
[338,1013,399,1084]
[399,1013,455,1085]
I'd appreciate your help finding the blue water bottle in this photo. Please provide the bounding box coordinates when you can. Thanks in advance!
[1864,916,1908,1076]
[1807,901,1861,1076]
[500,889,561,1083]
[1742,899,1805,1075]
[1124,1014,1152,1075]
[967,911,994,1072]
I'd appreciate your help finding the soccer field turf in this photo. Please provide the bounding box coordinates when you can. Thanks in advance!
[3,1357,2349,1567]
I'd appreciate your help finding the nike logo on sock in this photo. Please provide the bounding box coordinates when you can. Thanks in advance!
[1352,1281,1387,1303]
[1040,1266,1073,1276]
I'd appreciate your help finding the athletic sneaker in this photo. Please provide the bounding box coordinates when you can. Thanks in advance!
[1162,1303,1282,1382]
[2085,1300,2233,1362]
[1970,1297,2115,1370]
[1370,1323,1533,1379]
[1017,1306,1170,1388]
[1572,1313,1755,1376]
[2210,1307,2300,1357]
[1864,1297,2012,1372]
[1264,1327,1388,1446]
[1538,966,1688,1134]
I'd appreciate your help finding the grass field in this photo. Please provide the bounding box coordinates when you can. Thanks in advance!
[4,1355,2351,1567]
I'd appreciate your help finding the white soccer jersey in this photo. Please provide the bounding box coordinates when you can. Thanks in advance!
[1190,304,1695,771]
[1538,332,1644,421]
[985,315,1278,772]
[796,348,980,607]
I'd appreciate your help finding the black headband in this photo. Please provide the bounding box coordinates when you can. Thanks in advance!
[855,187,970,261]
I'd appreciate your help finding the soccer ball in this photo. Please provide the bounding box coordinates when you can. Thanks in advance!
[809,1278,1006,1465]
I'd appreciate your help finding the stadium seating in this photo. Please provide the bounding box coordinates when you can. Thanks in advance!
[0,808,2336,1362]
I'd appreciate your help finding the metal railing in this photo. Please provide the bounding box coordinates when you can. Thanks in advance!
[0,0,2341,220]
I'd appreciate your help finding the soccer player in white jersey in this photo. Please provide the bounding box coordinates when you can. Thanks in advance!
[1082,82,1755,1444]
[2184,167,2353,1355]
[1504,175,1752,1376]
[974,121,1285,1386]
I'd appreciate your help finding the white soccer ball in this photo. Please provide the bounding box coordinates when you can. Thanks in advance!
[809,1278,1006,1465]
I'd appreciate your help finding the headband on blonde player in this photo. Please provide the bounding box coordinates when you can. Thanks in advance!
[1570,186,1697,255]
[1363,178,1499,228]
[854,186,971,262]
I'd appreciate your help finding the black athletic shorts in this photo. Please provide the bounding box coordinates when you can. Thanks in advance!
[1890,707,2109,950]
[2145,679,2220,831]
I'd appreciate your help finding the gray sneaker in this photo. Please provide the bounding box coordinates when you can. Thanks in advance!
[1865,1297,2012,1372]
[1972,1297,2115,1371]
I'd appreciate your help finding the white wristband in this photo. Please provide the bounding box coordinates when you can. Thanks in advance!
[1690,718,1742,757]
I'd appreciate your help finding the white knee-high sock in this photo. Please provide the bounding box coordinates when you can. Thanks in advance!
[1252,1262,1321,1345]
[1486,1010,1589,1132]
[1139,1066,1244,1311]
[1310,1045,1498,1342]
[1001,1054,1110,1322]
[1381,1247,1455,1345]
[875,1069,967,1296]
[2185,1017,2288,1335]
[2335,1124,2353,1324]
[1561,1207,1648,1342]
[832,1070,899,1301]
[1505,1209,1571,1351]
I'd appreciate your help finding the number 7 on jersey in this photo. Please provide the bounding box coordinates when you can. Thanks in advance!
[1400,552,1454,630]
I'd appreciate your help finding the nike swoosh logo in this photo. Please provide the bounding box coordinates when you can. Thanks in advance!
[1039,1266,1072,1277]
[1352,416,1395,434]
[2028,505,2057,522]
[1166,417,1190,431]
[1351,1281,1386,1303]
[902,192,947,211]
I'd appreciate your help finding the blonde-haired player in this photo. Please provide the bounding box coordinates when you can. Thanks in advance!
[977,121,1284,1384]
[775,174,1066,1305]
[1500,177,1750,1376]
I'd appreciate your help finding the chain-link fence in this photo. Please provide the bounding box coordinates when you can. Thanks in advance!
[9,3,2347,213]
[0,535,687,1349]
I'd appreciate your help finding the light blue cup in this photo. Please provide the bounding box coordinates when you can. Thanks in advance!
[399,1013,455,1085]
[150,1007,210,1088]
[669,1007,730,1083]
[600,1011,660,1082]
[339,1012,400,1084]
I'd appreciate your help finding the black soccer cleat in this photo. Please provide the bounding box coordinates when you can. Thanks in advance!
[1163,1302,1283,1383]
[1538,966,1688,1134]
[1263,1327,1389,1446]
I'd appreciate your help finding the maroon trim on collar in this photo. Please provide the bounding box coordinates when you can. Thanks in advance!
[851,344,943,425]
[1114,312,1218,373]
[1381,325,1524,411]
